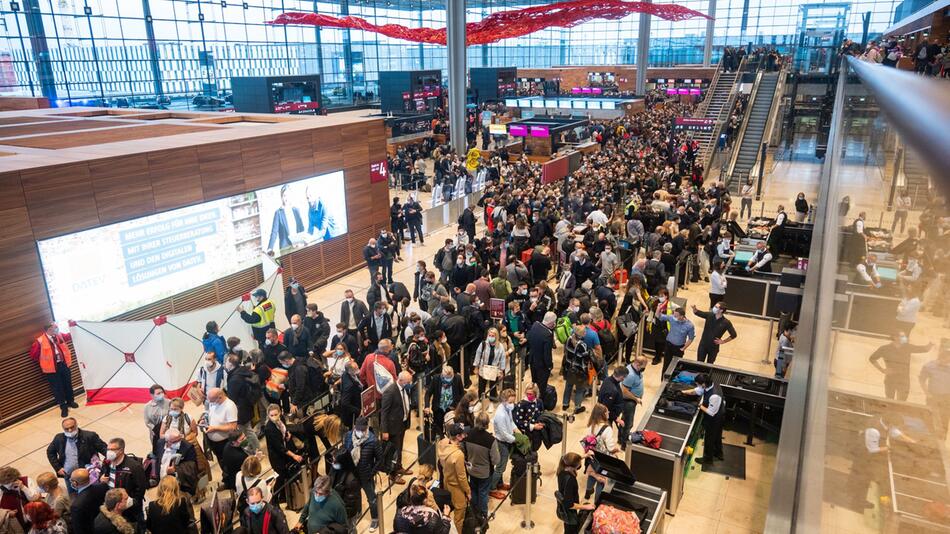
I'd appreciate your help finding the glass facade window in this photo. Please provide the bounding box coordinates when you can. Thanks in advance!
[0,0,902,109]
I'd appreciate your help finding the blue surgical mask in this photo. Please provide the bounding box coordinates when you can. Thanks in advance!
[248,502,265,514]
[313,495,327,503]
[442,376,452,384]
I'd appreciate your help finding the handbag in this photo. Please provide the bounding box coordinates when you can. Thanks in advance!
[477,344,502,381]
[617,313,638,338]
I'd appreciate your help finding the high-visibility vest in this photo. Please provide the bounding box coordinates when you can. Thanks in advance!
[35,334,72,374]
[251,299,276,328]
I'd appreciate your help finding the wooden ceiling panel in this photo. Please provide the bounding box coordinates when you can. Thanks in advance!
[21,163,99,239]
[277,133,316,181]
[197,142,245,201]
[0,171,25,211]
[0,124,217,149]
[90,154,156,225]
[240,137,282,191]
[0,207,39,285]
[147,147,203,212]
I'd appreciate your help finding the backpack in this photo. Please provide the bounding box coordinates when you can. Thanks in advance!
[554,315,573,345]
[643,260,659,288]
[243,371,263,403]
[595,326,618,362]
[419,282,434,303]
[406,341,429,374]
[490,277,511,300]
[580,424,609,453]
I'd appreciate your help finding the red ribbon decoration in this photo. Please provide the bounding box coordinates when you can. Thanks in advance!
[268,0,712,46]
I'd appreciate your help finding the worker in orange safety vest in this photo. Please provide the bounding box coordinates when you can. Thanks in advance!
[29,322,77,417]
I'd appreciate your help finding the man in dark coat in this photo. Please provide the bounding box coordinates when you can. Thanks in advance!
[93,488,134,534]
[425,366,464,438]
[362,238,382,285]
[458,207,477,241]
[69,469,109,534]
[380,372,413,483]
[99,438,147,527]
[358,302,393,356]
[152,429,198,495]
[47,418,107,484]
[240,486,290,534]
[303,303,331,354]
[282,314,311,359]
[526,312,556,394]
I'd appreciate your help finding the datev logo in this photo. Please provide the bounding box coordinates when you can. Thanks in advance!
[370,160,388,183]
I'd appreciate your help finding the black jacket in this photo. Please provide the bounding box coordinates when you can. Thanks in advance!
[284,361,314,407]
[226,366,258,425]
[358,313,393,348]
[282,326,311,358]
[47,429,107,472]
[303,312,331,352]
[337,372,363,428]
[363,245,381,268]
[264,419,297,475]
[70,483,109,534]
[439,313,469,352]
[597,377,625,422]
[240,504,290,534]
[146,498,195,534]
[100,455,147,521]
[380,384,409,435]
[424,375,463,412]
[283,286,308,324]
[93,510,129,534]
[526,322,554,371]
[330,332,359,361]
[340,299,369,331]
[153,439,198,495]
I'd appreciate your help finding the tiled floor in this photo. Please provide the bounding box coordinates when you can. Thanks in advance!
[3,141,942,534]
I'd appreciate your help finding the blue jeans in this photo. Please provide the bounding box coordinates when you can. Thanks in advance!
[619,400,636,447]
[585,474,604,501]
[381,258,394,283]
[360,476,378,520]
[470,476,491,516]
[562,381,587,410]
[490,441,513,489]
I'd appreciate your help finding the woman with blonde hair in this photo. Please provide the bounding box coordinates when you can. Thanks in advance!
[583,403,620,501]
[473,327,507,400]
[145,477,195,534]
[235,455,274,504]
[34,473,69,527]
[512,383,546,451]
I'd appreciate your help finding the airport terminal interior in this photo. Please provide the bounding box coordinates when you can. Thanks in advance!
[0,1,947,534]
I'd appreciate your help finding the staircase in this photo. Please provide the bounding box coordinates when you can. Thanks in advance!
[901,149,932,208]
[728,71,780,193]
[693,69,739,168]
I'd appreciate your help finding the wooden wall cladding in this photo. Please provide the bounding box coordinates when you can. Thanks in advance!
[0,118,388,428]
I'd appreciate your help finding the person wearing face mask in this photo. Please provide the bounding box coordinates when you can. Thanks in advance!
[556,452,595,534]
[380,371,414,484]
[330,323,359,365]
[336,361,363,429]
[597,242,620,281]
[30,322,77,418]
[46,418,107,494]
[681,373,726,464]
[152,430,197,497]
[197,352,226,407]
[473,328,508,400]
[691,303,738,365]
[280,314,311,360]
[225,354,262,453]
[335,418,382,532]
[68,469,108,534]
[869,332,933,401]
[512,383,546,452]
[201,388,239,462]
[142,385,169,453]
[489,389,518,499]
[263,404,304,503]
[238,289,276,349]
[358,302,393,358]
[295,476,346,534]
[339,290,368,344]
[436,424,471,534]
[424,366,463,439]
[144,477,194,534]
[656,306,694,371]
[91,489,134,534]
[97,439,145,528]
[240,487,290,534]
[302,303,330,355]
[201,321,227,364]
[527,312,557,396]
[0,467,36,530]
[377,228,398,284]
[260,329,289,370]
[895,288,922,335]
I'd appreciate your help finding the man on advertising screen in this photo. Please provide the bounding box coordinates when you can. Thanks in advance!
[267,184,305,254]
[306,184,336,242]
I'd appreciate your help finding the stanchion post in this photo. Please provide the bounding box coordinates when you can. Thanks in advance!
[560,412,570,458]
[516,355,524,400]
[635,314,646,358]
[416,375,425,431]
[376,486,386,530]
[521,463,536,529]
[761,319,775,364]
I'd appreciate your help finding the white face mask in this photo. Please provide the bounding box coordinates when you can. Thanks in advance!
[206,361,215,369]
[290,323,299,330]
[106,451,118,462]
[354,430,365,439]
[265,339,273,346]
[125,496,133,509]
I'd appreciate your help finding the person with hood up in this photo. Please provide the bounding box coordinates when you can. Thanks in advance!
[202,321,227,363]
[437,423,471,534]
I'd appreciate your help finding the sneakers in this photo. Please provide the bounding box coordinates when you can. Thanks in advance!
[369,520,379,532]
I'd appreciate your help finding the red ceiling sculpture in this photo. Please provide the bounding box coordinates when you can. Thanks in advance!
[268,0,712,46]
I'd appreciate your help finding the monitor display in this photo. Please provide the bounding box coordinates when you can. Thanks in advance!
[517,98,533,107]
[601,101,617,110]
[271,80,321,113]
[530,99,545,108]
[689,88,702,95]
[488,123,507,135]
[572,100,588,109]
[877,266,898,282]
[591,87,603,95]
[666,88,678,95]
[557,99,571,108]
[37,171,348,323]
[581,87,593,94]
[571,87,583,94]
[505,98,518,107]
[529,126,550,137]
[677,88,689,94]
[508,124,528,136]
[733,250,755,265]
[586,100,601,110]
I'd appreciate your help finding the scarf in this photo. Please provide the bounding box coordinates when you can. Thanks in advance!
[350,432,367,465]
[98,506,134,534]
[439,380,454,412]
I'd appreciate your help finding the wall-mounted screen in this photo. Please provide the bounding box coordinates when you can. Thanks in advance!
[557,99,570,108]
[37,170,347,323]
[602,101,617,110]
[530,100,545,108]
[572,100,587,109]
[505,98,518,107]
[508,124,528,136]
[517,98,532,107]
[529,126,550,137]
[587,100,602,110]
[489,123,507,135]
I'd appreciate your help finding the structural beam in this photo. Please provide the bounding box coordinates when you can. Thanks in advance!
[447,0,467,156]
[636,0,651,95]
[703,0,717,67]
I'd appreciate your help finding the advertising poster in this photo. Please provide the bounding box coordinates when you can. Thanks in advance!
[256,170,348,256]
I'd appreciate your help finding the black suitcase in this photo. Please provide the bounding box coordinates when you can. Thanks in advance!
[509,466,539,505]
[417,433,437,467]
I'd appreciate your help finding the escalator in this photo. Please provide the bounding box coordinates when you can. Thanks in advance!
[901,149,932,209]
[728,72,781,192]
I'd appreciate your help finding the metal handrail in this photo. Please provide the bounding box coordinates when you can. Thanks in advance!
[697,57,746,171]
[845,56,950,181]
[696,61,724,117]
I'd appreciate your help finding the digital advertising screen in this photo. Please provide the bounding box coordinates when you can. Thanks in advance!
[602,101,617,110]
[37,170,347,323]
[529,126,550,137]
[488,123,508,135]
[508,124,528,136]
[505,98,518,107]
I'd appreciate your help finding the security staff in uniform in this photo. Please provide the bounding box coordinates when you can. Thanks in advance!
[853,413,916,509]
[685,373,725,464]
[746,241,773,273]
[30,322,78,417]
[238,289,277,349]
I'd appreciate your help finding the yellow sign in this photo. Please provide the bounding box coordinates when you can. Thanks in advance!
[466,148,481,171]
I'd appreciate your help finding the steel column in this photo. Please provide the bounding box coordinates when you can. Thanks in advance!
[447,0,467,156]
[703,0,717,67]
[636,0,651,95]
